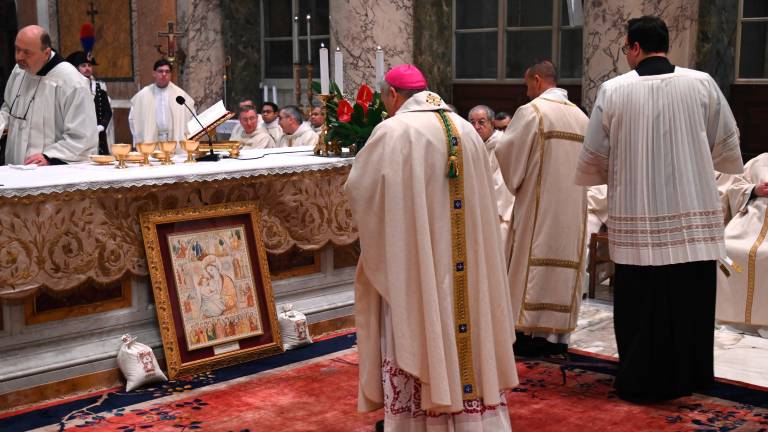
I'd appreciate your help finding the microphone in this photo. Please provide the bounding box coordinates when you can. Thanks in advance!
[175,95,219,162]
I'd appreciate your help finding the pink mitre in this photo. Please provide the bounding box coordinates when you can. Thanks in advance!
[384,64,427,89]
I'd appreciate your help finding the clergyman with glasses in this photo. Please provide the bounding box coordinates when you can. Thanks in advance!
[259,102,283,146]
[0,25,98,166]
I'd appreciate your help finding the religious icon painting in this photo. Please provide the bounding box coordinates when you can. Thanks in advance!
[140,202,282,379]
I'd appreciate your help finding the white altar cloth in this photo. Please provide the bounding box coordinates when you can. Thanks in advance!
[0,146,352,197]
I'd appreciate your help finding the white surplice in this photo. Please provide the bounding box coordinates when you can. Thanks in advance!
[575,67,744,266]
[1,60,98,164]
[346,91,518,430]
[261,120,283,146]
[484,130,515,264]
[230,126,273,149]
[129,82,194,144]
[717,153,768,329]
[496,87,588,338]
[277,121,318,148]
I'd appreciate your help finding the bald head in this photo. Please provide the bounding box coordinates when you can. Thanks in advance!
[524,60,558,100]
[15,25,52,74]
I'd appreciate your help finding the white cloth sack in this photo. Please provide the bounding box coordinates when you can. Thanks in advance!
[117,334,167,391]
[277,304,312,350]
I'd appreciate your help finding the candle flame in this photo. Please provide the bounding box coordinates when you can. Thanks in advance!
[306,14,311,20]
[321,42,325,48]
[294,16,298,21]
[377,45,382,50]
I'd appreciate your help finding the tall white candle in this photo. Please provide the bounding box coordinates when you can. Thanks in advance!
[272,86,278,106]
[292,16,299,64]
[334,47,344,95]
[375,46,385,91]
[306,15,312,63]
[319,43,330,94]
[263,84,268,102]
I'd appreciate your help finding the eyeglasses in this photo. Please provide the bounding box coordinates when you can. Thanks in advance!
[469,119,489,127]
[8,74,42,121]
[621,43,632,55]
[261,110,274,114]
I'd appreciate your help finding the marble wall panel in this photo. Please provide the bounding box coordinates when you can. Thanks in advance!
[220,2,262,112]
[329,0,413,96]
[696,0,738,98]
[582,0,699,112]
[413,0,452,102]
[178,0,225,111]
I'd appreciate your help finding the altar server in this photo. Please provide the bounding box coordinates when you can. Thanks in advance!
[496,60,589,356]
[717,153,768,336]
[1,25,97,165]
[575,16,743,402]
[129,59,195,144]
[346,64,518,431]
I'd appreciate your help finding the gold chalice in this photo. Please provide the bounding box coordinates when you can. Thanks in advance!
[182,140,200,163]
[228,141,242,158]
[110,143,132,169]
[137,142,156,166]
[159,141,177,165]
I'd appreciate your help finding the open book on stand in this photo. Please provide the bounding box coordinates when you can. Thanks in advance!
[186,101,235,141]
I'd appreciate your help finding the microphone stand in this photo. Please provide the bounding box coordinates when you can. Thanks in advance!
[178,97,220,162]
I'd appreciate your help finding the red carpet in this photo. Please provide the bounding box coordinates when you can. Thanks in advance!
[15,348,766,431]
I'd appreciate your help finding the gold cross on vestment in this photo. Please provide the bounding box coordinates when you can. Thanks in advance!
[86,1,98,25]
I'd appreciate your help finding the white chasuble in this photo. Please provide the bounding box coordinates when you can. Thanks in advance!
[277,122,318,148]
[346,91,518,415]
[129,82,194,144]
[1,62,98,164]
[496,88,588,335]
[717,153,768,328]
[261,121,283,146]
[230,127,273,149]
[484,130,515,264]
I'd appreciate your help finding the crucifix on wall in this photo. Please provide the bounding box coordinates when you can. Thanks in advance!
[156,21,183,64]
[86,1,98,25]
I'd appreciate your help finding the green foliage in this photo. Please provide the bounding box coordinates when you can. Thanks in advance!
[314,81,386,150]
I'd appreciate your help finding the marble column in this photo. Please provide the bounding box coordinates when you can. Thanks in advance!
[177,0,225,111]
[582,0,699,112]
[413,0,452,102]
[220,2,261,112]
[696,0,738,98]
[329,0,413,97]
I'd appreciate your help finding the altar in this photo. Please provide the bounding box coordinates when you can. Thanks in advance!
[0,147,358,397]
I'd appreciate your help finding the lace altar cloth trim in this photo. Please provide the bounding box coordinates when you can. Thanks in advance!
[0,149,357,299]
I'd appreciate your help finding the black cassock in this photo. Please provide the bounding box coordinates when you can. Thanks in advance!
[93,81,112,155]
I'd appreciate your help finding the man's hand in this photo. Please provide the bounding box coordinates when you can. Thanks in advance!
[23,153,49,166]
[755,181,768,197]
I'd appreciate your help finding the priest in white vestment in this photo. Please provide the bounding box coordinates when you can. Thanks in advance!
[230,106,272,149]
[259,102,282,146]
[277,105,318,148]
[575,16,743,402]
[1,25,97,165]
[309,102,325,133]
[346,65,518,432]
[495,60,588,355]
[717,153,768,336]
[469,105,514,263]
[129,59,194,145]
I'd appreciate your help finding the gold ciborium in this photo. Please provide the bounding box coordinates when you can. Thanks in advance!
[137,142,156,166]
[159,141,177,165]
[182,140,199,163]
[110,143,132,169]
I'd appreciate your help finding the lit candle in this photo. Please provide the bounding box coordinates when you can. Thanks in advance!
[334,47,344,95]
[273,86,278,105]
[306,15,312,63]
[319,43,330,94]
[375,46,385,91]
[292,16,299,64]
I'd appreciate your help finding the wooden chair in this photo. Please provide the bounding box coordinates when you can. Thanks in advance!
[587,231,613,299]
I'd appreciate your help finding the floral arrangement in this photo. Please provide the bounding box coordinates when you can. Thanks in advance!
[312,81,386,151]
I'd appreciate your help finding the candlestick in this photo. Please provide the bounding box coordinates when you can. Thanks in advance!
[306,15,312,63]
[334,47,344,95]
[292,16,299,64]
[319,43,329,94]
[375,46,385,91]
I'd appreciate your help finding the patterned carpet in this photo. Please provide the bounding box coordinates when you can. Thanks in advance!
[2,334,767,431]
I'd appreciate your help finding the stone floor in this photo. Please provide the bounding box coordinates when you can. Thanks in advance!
[571,294,768,388]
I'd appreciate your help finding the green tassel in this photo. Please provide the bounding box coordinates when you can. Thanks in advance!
[448,155,459,179]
